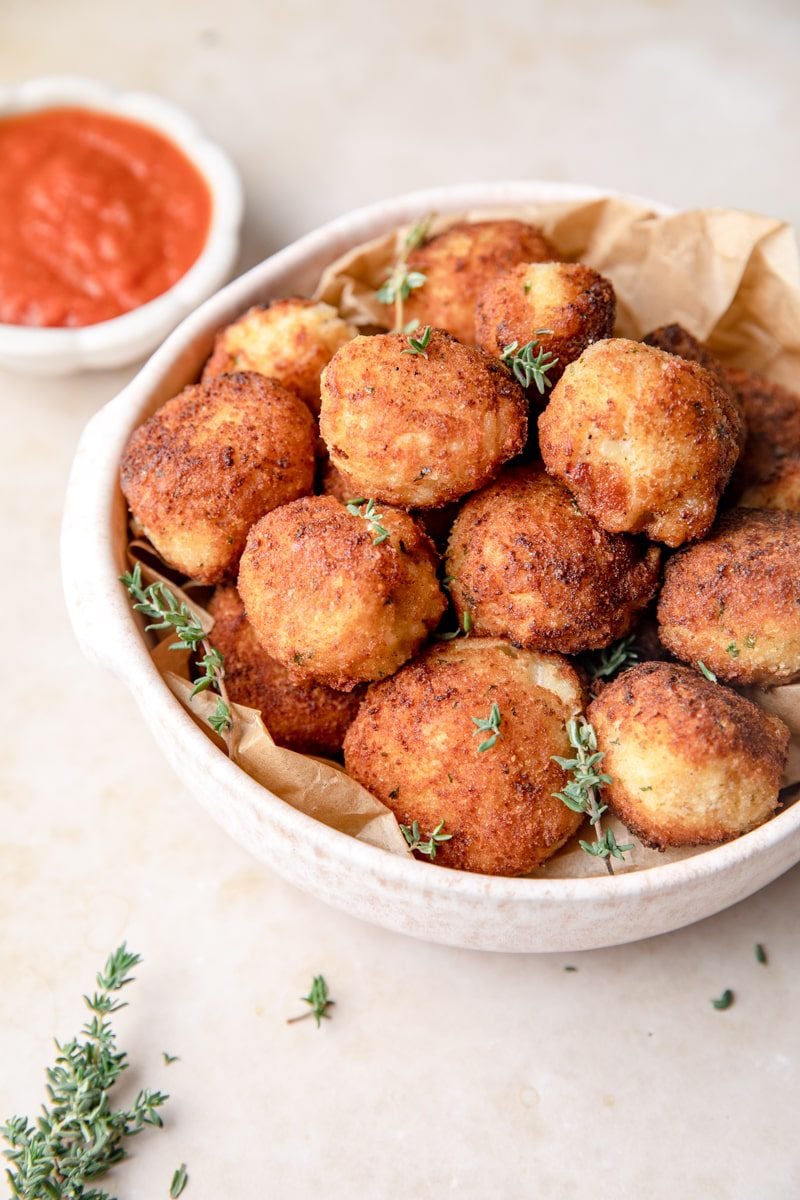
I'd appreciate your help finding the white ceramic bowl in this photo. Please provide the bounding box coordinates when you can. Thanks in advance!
[61,182,800,953]
[0,76,243,375]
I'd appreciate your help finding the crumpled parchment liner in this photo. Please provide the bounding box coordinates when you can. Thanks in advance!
[132,196,800,876]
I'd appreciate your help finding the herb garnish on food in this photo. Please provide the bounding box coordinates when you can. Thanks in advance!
[402,324,432,358]
[400,819,453,859]
[346,497,390,545]
[552,716,633,873]
[287,976,335,1028]
[2,945,172,1200]
[583,635,640,681]
[375,213,433,329]
[473,702,502,752]
[697,661,717,682]
[500,332,558,394]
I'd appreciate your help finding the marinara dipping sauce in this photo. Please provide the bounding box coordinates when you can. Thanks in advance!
[0,107,212,327]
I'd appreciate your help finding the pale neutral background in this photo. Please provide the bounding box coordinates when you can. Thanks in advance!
[2,1,799,1197]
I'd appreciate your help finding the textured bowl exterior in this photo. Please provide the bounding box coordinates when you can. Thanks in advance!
[0,75,243,375]
[61,182,800,952]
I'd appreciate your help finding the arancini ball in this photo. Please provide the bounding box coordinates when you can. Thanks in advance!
[203,299,357,415]
[445,463,661,654]
[319,328,527,508]
[538,338,743,547]
[657,507,800,686]
[738,458,800,512]
[237,495,446,690]
[120,372,316,584]
[343,638,585,876]
[726,367,800,489]
[401,219,558,345]
[588,662,789,849]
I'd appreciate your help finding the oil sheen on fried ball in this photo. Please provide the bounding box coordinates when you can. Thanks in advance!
[445,463,661,654]
[208,586,363,756]
[319,328,527,508]
[400,220,558,345]
[588,662,789,849]
[739,458,800,512]
[237,495,446,690]
[725,367,800,490]
[475,262,615,388]
[343,638,585,876]
[538,339,743,547]
[657,507,800,685]
[120,372,316,584]
[203,299,357,415]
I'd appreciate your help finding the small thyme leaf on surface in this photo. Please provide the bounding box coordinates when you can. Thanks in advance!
[435,609,473,641]
[170,1163,189,1197]
[582,635,640,681]
[376,267,427,307]
[400,819,453,859]
[711,988,734,1011]
[472,702,502,752]
[500,332,558,394]
[697,661,717,682]
[163,1052,180,1065]
[287,975,335,1028]
[745,633,757,648]
[551,716,630,874]
[346,497,391,544]
[755,943,768,965]
[563,965,578,972]
[402,324,432,358]
[375,214,434,328]
[726,642,740,658]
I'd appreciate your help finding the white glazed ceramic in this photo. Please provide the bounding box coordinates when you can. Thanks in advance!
[61,182,800,952]
[0,76,243,375]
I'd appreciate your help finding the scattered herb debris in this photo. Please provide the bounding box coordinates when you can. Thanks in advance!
[287,976,335,1028]
[711,989,734,1011]
[346,497,390,545]
[170,1163,189,1197]
[697,661,717,682]
[726,642,740,659]
[163,1052,180,1065]
[582,635,639,681]
[755,943,768,965]
[403,323,433,358]
[552,717,632,873]
[400,819,453,859]
[473,702,502,752]
[563,965,578,973]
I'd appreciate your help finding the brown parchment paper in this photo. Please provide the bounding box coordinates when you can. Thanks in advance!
[131,197,800,876]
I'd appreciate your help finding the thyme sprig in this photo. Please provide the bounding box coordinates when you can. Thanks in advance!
[582,635,640,681]
[375,213,432,329]
[2,945,170,1200]
[552,716,632,874]
[500,332,558,394]
[435,609,473,641]
[697,661,717,683]
[346,497,390,545]
[170,1163,189,1197]
[473,702,502,752]
[287,976,335,1028]
[400,819,453,859]
[120,564,232,739]
[403,324,432,358]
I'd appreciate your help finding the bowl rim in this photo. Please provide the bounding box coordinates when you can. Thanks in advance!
[61,179,800,909]
[0,74,243,360]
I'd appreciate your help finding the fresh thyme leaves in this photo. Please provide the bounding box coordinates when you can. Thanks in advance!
[163,1052,180,1065]
[583,635,639,681]
[755,943,768,965]
[375,213,433,328]
[473,702,502,752]
[435,609,473,641]
[120,564,232,739]
[697,661,717,682]
[711,988,734,1011]
[2,945,169,1200]
[726,642,740,658]
[403,324,432,358]
[287,976,335,1028]
[346,497,390,545]
[404,213,433,254]
[400,819,453,859]
[500,332,558,394]
[552,716,632,874]
[170,1163,189,1197]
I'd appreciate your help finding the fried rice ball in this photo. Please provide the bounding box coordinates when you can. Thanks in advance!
[445,463,661,654]
[319,328,527,508]
[120,372,316,584]
[538,338,743,547]
[475,262,616,388]
[726,367,800,489]
[588,662,789,849]
[203,299,357,415]
[643,323,745,437]
[320,458,459,549]
[401,220,558,346]
[237,495,446,690]
[657,507,800,686]
[343,638,585,876]
[738,458,800,512]
[207,586,362,755]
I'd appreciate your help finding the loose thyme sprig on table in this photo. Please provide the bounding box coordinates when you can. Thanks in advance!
[345,497,390,545]
[582,634,640,682]
[400,819,453,859]
[120,563,232,739]
[287,976,335,1028]
[2,945,172,1200]
[472,702,502,752]
[375,214,433,330]
[500,332,559,394]
[552,716,633,874]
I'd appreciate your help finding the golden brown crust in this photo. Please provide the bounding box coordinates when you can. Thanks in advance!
[588,662,789,849]
[237,494,446,690]
[208,586,363,755]
[538,339,742,547]
[475,262,615,388]
[343,638,585,876]
[738,457,800,512]
[445,463,661,654]
[203,299,357,415]
[320,459,459,549]
[402,220,558,345]
[319,329,527,508]
[657,507,800,685]
[120,372,316,584]
[726,367,800,490]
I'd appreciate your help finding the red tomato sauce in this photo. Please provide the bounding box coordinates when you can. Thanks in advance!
[0,106,212,327]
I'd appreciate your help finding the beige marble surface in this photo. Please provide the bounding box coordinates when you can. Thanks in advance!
[1,1,799,1196]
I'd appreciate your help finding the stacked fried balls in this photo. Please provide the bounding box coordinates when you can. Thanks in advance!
[120,217,797,878]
